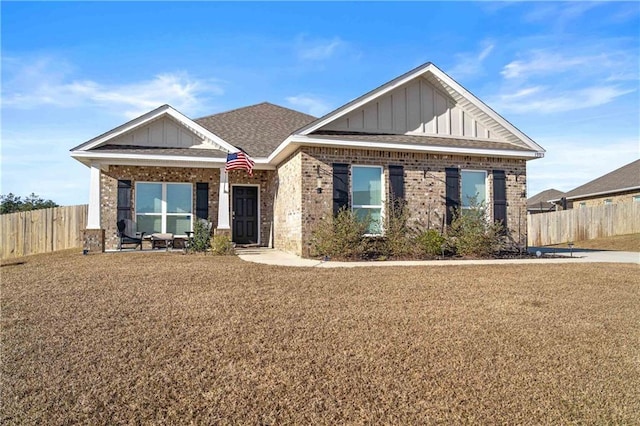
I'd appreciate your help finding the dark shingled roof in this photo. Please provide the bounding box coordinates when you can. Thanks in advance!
[308,131,535,153]
[93,145,227,159]
[563,159,640,200]
[527,188,565,210]
[195,102,317,157]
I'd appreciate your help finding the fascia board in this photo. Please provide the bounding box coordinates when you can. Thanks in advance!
[70,151,274,169]
[278,135,542,160]
[549,186,640,202]
[73,105,238,153]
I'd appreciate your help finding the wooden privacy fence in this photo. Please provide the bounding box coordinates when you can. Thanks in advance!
[527,202,640,246]
[0,205,88,260]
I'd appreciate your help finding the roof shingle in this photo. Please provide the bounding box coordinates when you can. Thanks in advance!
[195,102,316,157]
[563,159,640,200]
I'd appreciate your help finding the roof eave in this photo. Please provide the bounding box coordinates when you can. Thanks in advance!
[70,151,275,170]
[550,186,640,202]
[269,135,542,165]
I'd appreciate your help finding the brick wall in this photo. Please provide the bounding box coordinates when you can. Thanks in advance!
[295,146,528,257]
[571,190,640,208]
[273,151,303,254]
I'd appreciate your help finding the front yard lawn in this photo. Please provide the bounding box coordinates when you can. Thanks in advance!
[2,250,639,424]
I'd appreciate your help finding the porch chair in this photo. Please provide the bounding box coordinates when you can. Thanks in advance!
[116,219,145,250]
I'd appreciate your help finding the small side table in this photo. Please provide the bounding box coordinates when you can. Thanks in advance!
[150,233,174,251]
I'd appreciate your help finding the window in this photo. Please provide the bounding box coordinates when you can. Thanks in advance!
[579,202,587,208]
[634,195,640,203]
[604,199,613,205]
[135,182,192,235]
[351,166,383,235]
[460,170,487,209]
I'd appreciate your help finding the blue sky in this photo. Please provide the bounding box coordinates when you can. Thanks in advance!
[2,1,639,206]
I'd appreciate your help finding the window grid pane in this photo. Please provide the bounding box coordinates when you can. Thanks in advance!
[461,171,486,208]
[136,183,162,213]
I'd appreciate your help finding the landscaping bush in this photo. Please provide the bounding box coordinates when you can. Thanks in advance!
[211,235,235,255]
[447,201,504,258]
[311,208,367,259]
[416,229,446,257]
[379,200,415,258]
[187,219,212,253]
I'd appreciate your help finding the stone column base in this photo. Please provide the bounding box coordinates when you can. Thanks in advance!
[83,229,105,254]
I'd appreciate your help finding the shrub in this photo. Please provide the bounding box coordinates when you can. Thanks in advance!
[311,208,367,259]
[416,229,446,257]
[211,235,235,255]
[188,219,212,253]
[447,201,504,258]
[379,200,415,257]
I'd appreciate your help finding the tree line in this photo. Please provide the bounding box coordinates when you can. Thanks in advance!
[0,193,59,214]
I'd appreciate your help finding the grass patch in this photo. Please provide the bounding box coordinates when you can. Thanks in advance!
[547,233,639,252]
[2,250,639,424]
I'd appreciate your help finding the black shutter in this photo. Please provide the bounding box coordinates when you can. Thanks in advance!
[195,182,209,220]
[493,170,507,225]
[117,180,132,222]
[333,163,349,216]
[445,168,460,226]
[389,165,405,202]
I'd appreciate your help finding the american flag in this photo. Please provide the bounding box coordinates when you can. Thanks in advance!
[225,151,255,176]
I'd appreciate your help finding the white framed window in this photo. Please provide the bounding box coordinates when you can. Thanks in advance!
[460,170,487,210]
[634,195,640,203]
[135,182,193,235]
[579,202,587,208]
[604,199,613,205]
[351,165,384,235]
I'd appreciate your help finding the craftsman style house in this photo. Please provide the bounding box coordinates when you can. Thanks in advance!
[71,62,545,256]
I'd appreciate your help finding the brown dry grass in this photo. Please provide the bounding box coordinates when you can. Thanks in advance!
[548,233,640,252]
[2,250,639,424]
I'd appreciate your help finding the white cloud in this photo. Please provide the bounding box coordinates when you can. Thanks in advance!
[295,35,346,61]
[1,55,223,118]
[285,94,332,117]
[447,41,495,79]
[494,85,635,114]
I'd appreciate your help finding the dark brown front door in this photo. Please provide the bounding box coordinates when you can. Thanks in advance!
[232,186,258,244]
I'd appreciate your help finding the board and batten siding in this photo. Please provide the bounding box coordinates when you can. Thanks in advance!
[109,116,204,148]
[322,78,492,139]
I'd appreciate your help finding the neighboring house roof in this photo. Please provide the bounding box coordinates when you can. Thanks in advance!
[195,102,316,157]
[555,159,640,201]
[527,189,564,211]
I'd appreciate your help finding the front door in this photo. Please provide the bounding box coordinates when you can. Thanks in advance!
[232,186,258,244]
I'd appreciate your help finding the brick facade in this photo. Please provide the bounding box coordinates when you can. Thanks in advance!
[99,151,528,254]
[277,147,527,257]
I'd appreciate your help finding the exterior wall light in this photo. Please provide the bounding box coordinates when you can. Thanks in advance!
[316,165,323,194]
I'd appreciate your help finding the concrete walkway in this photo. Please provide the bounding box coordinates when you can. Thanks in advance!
[236,246,640,268]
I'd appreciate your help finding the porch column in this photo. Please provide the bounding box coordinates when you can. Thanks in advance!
[217,169,231,230]
[87,163,101,229]
[83,163,105,253]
